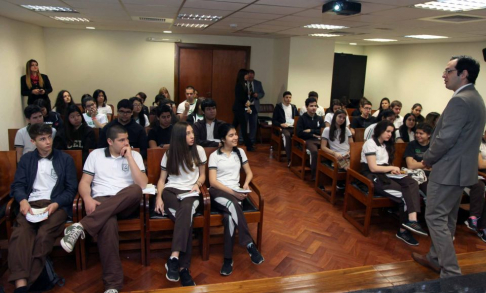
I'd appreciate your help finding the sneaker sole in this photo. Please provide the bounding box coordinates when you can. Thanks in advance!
[478,233,486,243]
[250,256,265,265]
[220,261,234,276]
[165,263,180,282]
[396,234,419,246]
[465,220,477,231]
[60,238,74,253]
[402,223,428,236]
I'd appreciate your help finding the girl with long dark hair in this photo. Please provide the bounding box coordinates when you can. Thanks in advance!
[93,89,113,121]
[81,94,108,128]
[396,113,416,143]
[154,122,206,287]
[321,109,353,170]
[53,90,75,118]
[324,99,351,128]
[232,69,254,151]
[129,97,149,127]
[411,103,425,124]
[372,97,390,118]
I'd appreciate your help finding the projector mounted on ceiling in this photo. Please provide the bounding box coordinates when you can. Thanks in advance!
[322,1,361,16]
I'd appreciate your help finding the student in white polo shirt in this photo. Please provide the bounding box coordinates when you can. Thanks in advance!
[81,94,108,128]
[60,125,147,293]
[154,121,206,287]
[208,123,264,276]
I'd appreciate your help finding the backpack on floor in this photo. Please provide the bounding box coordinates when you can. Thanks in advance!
[29,257,65,292]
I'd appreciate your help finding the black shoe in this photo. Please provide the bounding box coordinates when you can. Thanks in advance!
[478,230,486,243]
[465,217,478,231]
[165,257,180,282]
[247,243,264,264]
[180,268,196,286]
[402,221,428,236]
[220,258,233,276]
[396,230,419,246]
[247,146,255,152]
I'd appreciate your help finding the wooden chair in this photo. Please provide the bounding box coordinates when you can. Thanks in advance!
[342,142,408,236]
[8,129,19,151]
[0,151,17,237]
[107,104,114,122]
[270,125,285,162]
[144,147,209,265]
[289,117,309,180]
[257,104,275,144]
[353,128,365,142]
[92,128,100,145]
[346,108,356,117]
[315,149,347,205]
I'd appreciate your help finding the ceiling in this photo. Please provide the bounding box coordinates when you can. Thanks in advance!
[1,0,486,45]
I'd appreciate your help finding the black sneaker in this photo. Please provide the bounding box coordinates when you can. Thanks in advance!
[247,243,264,265]
[402,221,428,236]
[220,258,233,276]
[396,230,419,246]
[465,217,479,231]
[180,268,196,286]
[165,257,180,282]
[478,230,486,243]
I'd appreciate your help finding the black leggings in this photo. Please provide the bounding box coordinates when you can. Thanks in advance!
[233,109,252,148]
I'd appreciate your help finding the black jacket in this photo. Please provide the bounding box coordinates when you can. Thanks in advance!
[21,74,53,106]
[272,103,299,128]
[98,119,148,159]
[55,124,96,163]
[296,113,324,140]
[233,83,249,112]
[193,118,226,147]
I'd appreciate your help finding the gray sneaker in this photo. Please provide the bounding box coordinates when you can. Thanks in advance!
[104,290,118,293]
[61,223,85,253]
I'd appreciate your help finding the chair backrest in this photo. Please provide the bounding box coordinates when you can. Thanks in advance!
[62,150,83,181]
[354,128,365,142]
[346,108,356,117]
[0,151,17,195]
[108,104,114,116]
[76,103,83,113]
[349,142,364,172]
[203,147,219,185]
[92,128,100,145]
[147,148,168,184]
[293,116,299,133]
[394,142,408,167]
[259,104,274,114]
[8,129,19,151]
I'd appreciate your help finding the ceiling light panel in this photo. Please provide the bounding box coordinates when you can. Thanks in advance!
[405,34,448,39]
[178,14,222,21]
[174,23,209,28]
[50,16,90,22]
[414,0,486,12]
[364,38,397,42]
[309,33,342,37]
[21,5,77,12]
[303,24,349,29]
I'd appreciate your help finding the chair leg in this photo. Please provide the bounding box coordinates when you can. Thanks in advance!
[256,221,263,252]
[363,205,372,237]
[145,230,151,266]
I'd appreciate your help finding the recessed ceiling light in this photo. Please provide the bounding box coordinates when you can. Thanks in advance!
[86,27,95,29]
[21,5,77,12]
[163,31,172,33]
[177,14,222,21]
[349,43,357,45]
[304,24,349,30]
[414,0,486,12]
[364,38,397,42]
[50,16,90,22]
[405,34,448,39]
[175,23,208,28]
[309,33,342,37]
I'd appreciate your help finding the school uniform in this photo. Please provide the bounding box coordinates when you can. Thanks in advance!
[272,103,299,163]
[83,113,108,128]
[296,112,324,178]
[321,127,352,155]
[15,125,57,155]
[324,113,351,127]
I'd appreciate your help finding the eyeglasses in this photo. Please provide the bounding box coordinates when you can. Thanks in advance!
[133,104,142,108]
[85,103,96,108]
[443,69,457,75]
[118,110,133,115]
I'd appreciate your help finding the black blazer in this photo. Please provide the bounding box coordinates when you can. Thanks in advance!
[21,74,53,106]
[272,103,299,128]
[193,118,226,147]
[233,83,249,112]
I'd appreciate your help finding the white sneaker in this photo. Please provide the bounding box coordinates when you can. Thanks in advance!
[60,223,85,253]
[104,289,118,293]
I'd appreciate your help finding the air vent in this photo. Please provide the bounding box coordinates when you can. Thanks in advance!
[329,31,364,35]
[131,16,174,23]
[421,14,485,23]
[375,27,393,31]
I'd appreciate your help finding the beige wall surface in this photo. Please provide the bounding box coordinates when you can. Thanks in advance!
[335,43,365,56]
[0,16,46,151]
[272,38,290,105]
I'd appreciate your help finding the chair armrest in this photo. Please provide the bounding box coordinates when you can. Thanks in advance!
[77,195,85,220]
[6,198,16,223]
[249,181,264,211]
[72,193,80,222]
[318,149,339,166]
[200,185,211,217]
[291,136,306,150]
[346,169,374,193]
[272,125,282,136]
[479,171,486,179]
[0,191,10,207]
[144,193,152,223]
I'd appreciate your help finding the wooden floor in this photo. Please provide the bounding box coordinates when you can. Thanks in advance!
[2,144,486,292]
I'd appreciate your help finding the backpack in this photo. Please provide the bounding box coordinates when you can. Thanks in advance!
[29,257,65,292]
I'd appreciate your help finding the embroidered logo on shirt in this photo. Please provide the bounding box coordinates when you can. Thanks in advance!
[122,163,129,172]
[50,169,58,180]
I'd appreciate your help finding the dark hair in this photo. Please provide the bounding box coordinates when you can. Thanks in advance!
[390,100,402,108]
[129,97,146,127]
[305,97,317,107]
[451,55,480,84]
[28,123,52,140]
[93,89,107,107]
[185,86,195,92]
[117,99,133,111]
[54,90,75,115]
[156,104,172,117]
[107,124,127,141]
[329,109,347,144]
[372,120,395,164]
[248,69,255,74]
[327,99,342,114]
[412,103,422,110]
[378,97,390,112]
[166,122,202,176]
[81,94,94,110]
[24,105,42,119]
[34,99,50,115]
[425,112,440,127]
[416,123,433,135]
[377,109,396,121]
[283,91,292,97]
[308,91,318,98]
[236,69,248,85]
[217,123,243,165]
[136,92,147,102]
[65,104,88,145]
[398,113,416,142]
[359,97,369,107]
[201,98,217,112]
[363,100,372,107]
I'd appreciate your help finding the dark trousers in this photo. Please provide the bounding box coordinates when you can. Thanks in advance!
[306,139,321,178]
[162,187,199,269]
[246,106,258,143]
[209,188,253,259]
[467,180,486,229]
[233,109,252,149]
[282,128,293,163]
[80,184,142,291]
[8,200,67,285]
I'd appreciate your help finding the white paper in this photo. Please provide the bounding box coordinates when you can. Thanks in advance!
[26,208,49,223]
[231,187,252,193]
[143,184,156,195]
[177,191,199,200]
[479,176,484,180]
[386,174,408,179]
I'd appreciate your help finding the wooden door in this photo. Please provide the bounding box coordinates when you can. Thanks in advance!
[178,48,213,102]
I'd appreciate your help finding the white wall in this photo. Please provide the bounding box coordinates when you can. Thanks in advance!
[272,38,290,104]
[0,16,46,150]
[335,43,365,56]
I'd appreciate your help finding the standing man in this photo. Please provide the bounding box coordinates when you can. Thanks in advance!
[246,70,265,145]
[412,56,485,278]
[177,86,197,121]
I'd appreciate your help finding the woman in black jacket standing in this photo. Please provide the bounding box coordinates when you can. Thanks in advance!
[232,69,254,151]
[21,59,53,109]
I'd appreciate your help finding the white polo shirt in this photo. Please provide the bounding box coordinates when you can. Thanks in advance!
[208,148,248,189]
[176,100,197,115]
[324,113,351,127]
[29,156,57,202]
[83,148,145,198]
[321,127,352,155]
[361,138,389,165]
[161,145,207,191]
[83,113,108,128]
[15,126,57,155]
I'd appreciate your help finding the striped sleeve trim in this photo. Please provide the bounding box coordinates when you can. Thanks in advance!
[83,170,95,176]
[242,160,248,165]
[364,152,376,156]
[199,160,207,166]
[208,166,217,170]
[161,166,167,171]
[141,170,146,173]
[14,144,24,148]
[321,137,329,141]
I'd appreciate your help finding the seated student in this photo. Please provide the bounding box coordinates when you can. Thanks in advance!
[154,90,177,116]
[396,113,416,143]
[361,120,427,246]
[351,97,369,117]
[154,122,206,287]
[372,97,390,118]
[324,99,350,128]
[61,125,147,293]
[135,92,150,117]
[350,100,376,136]
[321,109,353,170]
[15,105,57,162]
[52,90,75,118]
[364,109,396,141]
[424,112,440,129]
[129,96,150,127]
[193,98,225,147]
[177,86,197,121]
[55,105,96,163]
[93,89,113,121]
[187,97,205,125]
[272,91,299,166]
[299,91,325,117]
[297,97,324,181]
[148,105,173,149]
[81,94,108,128]
[208,123,264,276]
[390,100,403,129]
[98,99,148,159]
[411,103,425,125]
[404,123,433,195]
[8,123,77,293]
[34,99,63,131]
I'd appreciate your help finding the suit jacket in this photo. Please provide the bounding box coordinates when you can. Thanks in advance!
[249,79,265,113]
[193,118,226,147]
[424,84,486,186]
[272,103,299,128]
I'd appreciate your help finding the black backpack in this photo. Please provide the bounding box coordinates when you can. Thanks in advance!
[29,257,65,292]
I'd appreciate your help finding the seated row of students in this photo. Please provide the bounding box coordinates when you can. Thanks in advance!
[9,122,263,293]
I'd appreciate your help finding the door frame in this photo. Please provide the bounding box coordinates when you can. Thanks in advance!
[174,43,251,103]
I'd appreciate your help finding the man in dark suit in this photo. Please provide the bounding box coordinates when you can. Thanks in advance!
[412,56,485,278]
[246,69,265,145]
